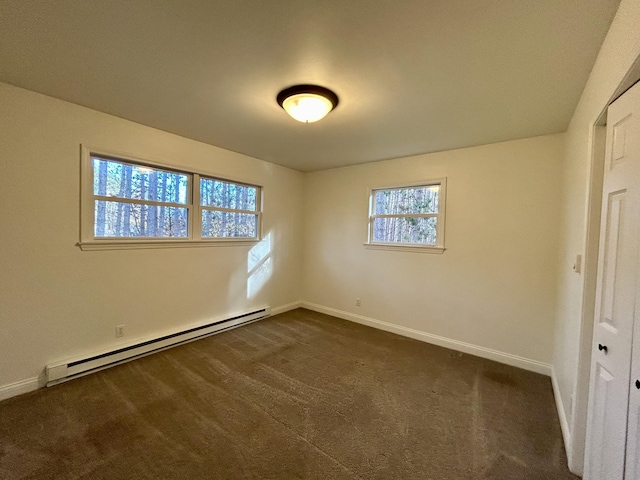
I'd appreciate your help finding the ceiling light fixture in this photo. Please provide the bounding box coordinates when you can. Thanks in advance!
[277,84,339,123]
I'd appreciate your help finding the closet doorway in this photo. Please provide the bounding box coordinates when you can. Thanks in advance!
[584,80,640,480]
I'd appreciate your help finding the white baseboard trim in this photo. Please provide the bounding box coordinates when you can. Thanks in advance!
[301,302,552,376]
[1,303,301,402]
[551,367,573,468]
[0,376,43,401]
[271,301,302,316]
[1,301,552,401]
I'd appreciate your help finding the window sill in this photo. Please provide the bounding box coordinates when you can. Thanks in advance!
[363,243,445,254]
[77,239,260,251]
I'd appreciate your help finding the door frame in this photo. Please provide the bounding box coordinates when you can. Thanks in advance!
[571,55,640,475]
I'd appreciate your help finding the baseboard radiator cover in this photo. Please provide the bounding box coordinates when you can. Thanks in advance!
[45,306,271,386]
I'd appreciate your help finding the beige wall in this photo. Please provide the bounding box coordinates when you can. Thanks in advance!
[0,83,304,392]
[553,0,640,473]
[302,134,564,369]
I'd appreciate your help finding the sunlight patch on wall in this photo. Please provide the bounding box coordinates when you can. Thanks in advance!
[248,232,272,298]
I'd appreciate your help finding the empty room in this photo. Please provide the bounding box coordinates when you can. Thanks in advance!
[2,1,640,479]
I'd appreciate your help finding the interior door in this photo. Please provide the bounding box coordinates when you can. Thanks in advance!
[584,80,640,480]
[624,82,640,480]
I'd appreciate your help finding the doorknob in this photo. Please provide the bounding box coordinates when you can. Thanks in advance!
[636,380,640,390]
[598,343,608,353]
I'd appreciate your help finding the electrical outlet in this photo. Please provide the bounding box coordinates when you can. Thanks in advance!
[116,324,125,338]
[356,298,361,307]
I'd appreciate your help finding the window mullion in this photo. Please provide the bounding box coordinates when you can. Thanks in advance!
[372,213,438,219]
[93,195,186,209]
[201,206,258,215]
[192,173,200,240]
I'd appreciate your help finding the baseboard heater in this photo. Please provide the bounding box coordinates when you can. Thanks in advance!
[45,306,271,386]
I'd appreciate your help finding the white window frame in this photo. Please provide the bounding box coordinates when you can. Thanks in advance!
[364,178,446,253]
[79,145,262,251]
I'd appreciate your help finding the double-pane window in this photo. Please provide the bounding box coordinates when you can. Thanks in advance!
[368,180,446,250]
[81,149,261,248]
[200,178,259,239]
[92,158,189,238]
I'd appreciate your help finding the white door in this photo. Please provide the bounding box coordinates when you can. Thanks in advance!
[585,80,640,480]
[625,82,640,480]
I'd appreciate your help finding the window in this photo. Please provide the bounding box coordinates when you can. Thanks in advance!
[200,178,259,239]
[366,179,446,252]
[92,158,190,238]
[80,147,261,250]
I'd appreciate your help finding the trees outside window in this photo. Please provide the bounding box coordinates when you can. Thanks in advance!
[367,180,446,251]
[92,159,189,238]
[81,150,261,248]
[200,178,258,239]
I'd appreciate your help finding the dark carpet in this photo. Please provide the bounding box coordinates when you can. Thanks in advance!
[0,308,576,479]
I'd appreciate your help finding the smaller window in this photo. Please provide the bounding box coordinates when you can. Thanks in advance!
[366,179,446,252]
[200,177,260,239]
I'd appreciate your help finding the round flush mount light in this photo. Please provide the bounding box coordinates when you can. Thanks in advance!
[277,84,339,123]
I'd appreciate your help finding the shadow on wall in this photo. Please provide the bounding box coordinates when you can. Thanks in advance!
[248,232,272,298]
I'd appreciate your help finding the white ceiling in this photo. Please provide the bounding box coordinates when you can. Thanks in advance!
[0,0,621,171]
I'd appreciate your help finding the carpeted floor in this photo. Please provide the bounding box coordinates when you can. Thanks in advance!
[0,308,576,479]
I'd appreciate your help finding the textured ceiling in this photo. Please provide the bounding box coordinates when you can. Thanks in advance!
[0,0,621,171]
